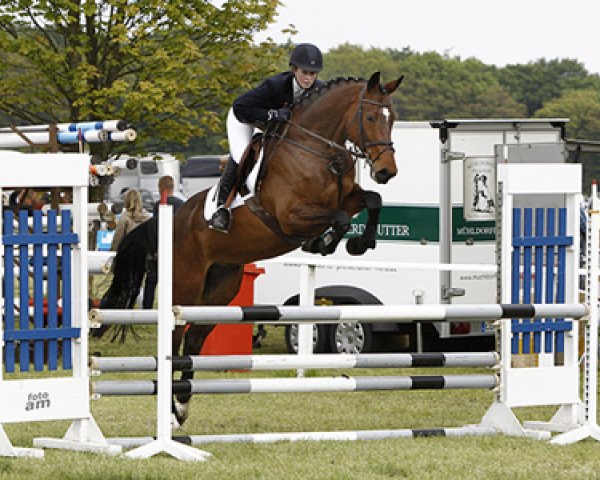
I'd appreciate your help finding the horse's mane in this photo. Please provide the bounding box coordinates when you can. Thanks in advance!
[293,77,365,110]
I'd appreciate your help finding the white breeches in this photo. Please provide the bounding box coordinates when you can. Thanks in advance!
[227,108,255,164]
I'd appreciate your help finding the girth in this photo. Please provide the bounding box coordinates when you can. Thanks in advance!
[245,197,305,246]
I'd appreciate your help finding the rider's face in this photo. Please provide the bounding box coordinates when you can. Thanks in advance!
[293,67,318,89]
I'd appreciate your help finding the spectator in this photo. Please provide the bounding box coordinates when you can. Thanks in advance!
[152,175,184,215]
[110,188,150,251]
[8,188,43,215]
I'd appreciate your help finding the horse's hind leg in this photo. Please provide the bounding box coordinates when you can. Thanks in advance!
[172,264,244,427]
[170,325,188,426]
[345,189,382,255]
[172,324,215,426]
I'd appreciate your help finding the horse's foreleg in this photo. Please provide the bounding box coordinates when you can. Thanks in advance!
[302,210,350,256]
[345,190,382,255]
[172,264,244,427]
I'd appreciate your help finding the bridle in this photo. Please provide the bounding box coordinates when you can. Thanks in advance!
[267,84,395,174]
[346,84,395,169]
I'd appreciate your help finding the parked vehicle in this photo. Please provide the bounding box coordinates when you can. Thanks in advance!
[252,119,570,354]
[180,155,222,199]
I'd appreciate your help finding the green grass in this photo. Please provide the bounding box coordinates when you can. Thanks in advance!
[2,326,600,480]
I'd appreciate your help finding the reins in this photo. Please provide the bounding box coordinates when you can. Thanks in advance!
[266,124,353,208]
[267,83,395,176]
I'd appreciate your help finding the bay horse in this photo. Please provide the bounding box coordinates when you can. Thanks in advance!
[101,72,403,426]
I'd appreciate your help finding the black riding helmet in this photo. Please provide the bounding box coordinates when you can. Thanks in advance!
[289,43,323,72]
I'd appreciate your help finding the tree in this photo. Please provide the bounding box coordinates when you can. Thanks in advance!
[535,89,600,193]
[323,45,525,120]
[495,59,600,116]
[535,89,600,140]
[0,0,282,155]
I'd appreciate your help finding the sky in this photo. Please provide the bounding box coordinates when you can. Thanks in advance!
[254,0,600,75]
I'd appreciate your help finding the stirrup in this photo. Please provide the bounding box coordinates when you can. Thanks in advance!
[208,206,232,234]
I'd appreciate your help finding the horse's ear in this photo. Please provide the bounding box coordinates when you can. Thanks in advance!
[367,72,381,91]
[383,75,404,94]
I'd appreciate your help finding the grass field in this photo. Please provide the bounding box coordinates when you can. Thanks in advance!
[2,325,600,480]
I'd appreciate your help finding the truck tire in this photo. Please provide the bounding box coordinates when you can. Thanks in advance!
[282,286,383,354]
[420,323,441,352]
[285,324,328,353]
[329,322,373,354]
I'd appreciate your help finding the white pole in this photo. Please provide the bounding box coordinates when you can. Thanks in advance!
[156,205,173,443]
[587,183,599,427]
[125,205,210,461]
[297,264,316,377]
[551,182,600,444]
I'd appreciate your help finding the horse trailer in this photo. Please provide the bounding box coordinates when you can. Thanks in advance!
[253,119,570,354]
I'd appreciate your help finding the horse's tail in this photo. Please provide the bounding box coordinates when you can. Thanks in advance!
[101,216,158,310]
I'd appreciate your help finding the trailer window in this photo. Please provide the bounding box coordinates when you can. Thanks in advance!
[140,161,159,175]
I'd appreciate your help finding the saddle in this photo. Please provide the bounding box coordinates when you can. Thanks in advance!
[236,133,267,197]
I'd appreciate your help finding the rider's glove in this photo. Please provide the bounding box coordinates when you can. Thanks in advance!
[268,108,291,122]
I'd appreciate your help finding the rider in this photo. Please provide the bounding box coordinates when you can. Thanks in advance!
[208,43,324,234]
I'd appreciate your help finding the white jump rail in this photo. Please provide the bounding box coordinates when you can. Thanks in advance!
[88,303,587,326]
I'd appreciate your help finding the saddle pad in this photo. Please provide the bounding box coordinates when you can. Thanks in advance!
[203,149,264,221]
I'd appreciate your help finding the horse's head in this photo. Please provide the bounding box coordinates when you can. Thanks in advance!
[347,72,403,184]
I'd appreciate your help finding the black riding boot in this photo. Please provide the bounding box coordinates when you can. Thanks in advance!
[208,156,238,233]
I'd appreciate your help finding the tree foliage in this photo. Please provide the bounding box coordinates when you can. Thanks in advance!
[534,88,600,193]
[322,44,525,120]
[535,88,600,140]
[0,0,282,154]
[495,59,600,116]
[1,17,600,159]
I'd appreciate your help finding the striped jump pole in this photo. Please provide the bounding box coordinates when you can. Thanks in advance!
[108,424,497,448]
[88,303,587,327]
[89,352,499,373]
[91,375,498,397]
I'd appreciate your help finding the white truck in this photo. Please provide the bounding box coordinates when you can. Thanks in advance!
[252,118,570,353]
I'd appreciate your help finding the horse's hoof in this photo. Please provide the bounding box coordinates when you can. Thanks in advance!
[320,242,338,256]
[174,400,189,426]
[301,239,316,253]
[302,237,325,254]
[171,413,182,429]
[346,237,367,255]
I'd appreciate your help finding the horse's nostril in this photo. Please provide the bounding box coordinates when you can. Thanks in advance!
[374,169,393,184]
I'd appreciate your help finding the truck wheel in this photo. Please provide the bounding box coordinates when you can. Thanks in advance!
[329,322,373,354]
[420,323,441,352]
[285,324,327,353]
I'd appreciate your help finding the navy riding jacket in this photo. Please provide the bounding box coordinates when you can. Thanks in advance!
[232,71,323,125]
